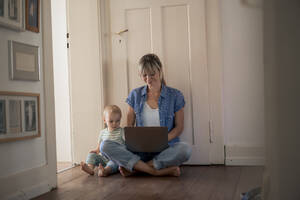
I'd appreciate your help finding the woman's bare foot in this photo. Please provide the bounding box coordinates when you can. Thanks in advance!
[146,160,154,168]
[80,161,94,175]
[155,166,181,177]
[98,164,111,177]
[170,166,181,177]
[119,166,135,177]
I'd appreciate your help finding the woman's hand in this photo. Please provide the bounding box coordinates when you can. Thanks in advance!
[168,108,184,141]
[127,106,136,126]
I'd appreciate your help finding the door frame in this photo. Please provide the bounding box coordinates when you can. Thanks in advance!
[98,0,224,164]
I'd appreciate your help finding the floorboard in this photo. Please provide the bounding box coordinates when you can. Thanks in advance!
[33,165,263,200]
[57,162,73,172]
[234,166,264,200]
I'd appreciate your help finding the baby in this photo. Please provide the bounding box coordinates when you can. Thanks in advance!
[80,105,124,177]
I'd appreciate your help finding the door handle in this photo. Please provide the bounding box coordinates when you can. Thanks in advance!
[115,29,128,35]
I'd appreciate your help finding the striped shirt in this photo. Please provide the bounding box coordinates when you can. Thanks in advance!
[98,127,125,145]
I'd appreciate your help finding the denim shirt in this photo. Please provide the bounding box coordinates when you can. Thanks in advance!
[126,84,185,145]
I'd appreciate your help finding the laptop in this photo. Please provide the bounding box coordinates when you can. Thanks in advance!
[124,127,169,153]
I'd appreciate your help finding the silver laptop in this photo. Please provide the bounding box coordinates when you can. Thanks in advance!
[124,127,169,152]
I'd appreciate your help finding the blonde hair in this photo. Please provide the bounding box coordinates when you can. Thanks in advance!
[138,53,166,85]
[103,105,122,118]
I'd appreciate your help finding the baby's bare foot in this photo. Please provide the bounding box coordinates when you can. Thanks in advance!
[98,164,110,177]
[119,166,135,177]
[80,162,94,175]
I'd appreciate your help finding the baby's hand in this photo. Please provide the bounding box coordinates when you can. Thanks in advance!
[90,150,99,154]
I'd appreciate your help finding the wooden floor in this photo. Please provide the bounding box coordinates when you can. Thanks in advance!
[33,165,263,200]
[57,162,73,172]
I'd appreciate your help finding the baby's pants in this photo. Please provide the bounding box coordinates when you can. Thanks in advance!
[86,153,119,174]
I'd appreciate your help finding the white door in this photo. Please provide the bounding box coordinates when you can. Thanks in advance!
[108,0,211,164]
[67,0,104,163]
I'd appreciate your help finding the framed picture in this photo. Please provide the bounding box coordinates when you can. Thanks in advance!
[8,99,22,133]
[0,0,25,31]
[25,0,39,33]
[0,99,6,134]
[24,99,37,131]
[9,40,40,81]
[0,91,40,142]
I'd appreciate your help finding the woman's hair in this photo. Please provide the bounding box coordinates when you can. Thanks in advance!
[138,53,166,85]
[103,105,122,118]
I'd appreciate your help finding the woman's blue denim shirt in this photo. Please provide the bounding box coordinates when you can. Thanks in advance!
[126,84,185,145]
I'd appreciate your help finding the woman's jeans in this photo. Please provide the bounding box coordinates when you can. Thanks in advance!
[100,140,192,172]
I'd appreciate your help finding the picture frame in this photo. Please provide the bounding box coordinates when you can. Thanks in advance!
[0,0,25,31]
[25,0,39,33]
[9,40,40,81]
[0,91,40,142]
[0,99,6,134]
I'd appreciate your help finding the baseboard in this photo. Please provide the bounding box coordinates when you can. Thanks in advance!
[3,181,51,200]
[225,156,265,166]
[225,145,265,166]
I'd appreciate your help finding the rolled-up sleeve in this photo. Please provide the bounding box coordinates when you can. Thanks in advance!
[126,90,135,108]
[174,90,185,113]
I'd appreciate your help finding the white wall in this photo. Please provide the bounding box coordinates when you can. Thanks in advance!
[51,0,72,163]
[0,1,57,199]
[221,0,265,165]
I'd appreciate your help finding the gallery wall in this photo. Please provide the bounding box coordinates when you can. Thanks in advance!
[0,1,57,199]
[0,3,46,177]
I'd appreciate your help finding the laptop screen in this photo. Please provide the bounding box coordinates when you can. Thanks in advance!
[124,127,169,152]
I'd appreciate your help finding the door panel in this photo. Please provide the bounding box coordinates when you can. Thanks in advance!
[162,5,193,146]
[125,8,152,92]
[109,0,210,164]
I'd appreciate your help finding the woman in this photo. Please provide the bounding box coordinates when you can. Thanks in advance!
[100,53,192,177]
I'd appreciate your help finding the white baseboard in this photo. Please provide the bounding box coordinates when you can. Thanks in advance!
[225,145,265,166]
[225,156,265,166]
[3,181,51,200]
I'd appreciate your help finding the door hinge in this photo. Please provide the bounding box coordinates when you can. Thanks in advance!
[67,33,70,48]
[209,120,213,143]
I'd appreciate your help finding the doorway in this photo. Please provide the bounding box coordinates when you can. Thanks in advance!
[56,0,224,166]
[53,0,102,173]
[52,0,73,173]
[105,0,224,164]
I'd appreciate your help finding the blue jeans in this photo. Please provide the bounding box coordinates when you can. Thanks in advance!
[100,140,192,172]
[85,152,119,174]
